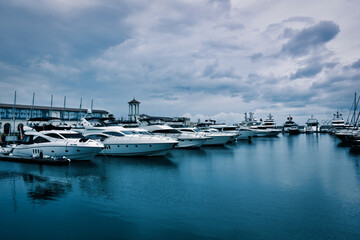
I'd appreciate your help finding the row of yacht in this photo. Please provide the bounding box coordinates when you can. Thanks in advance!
[0,117,245,161]
[1,107,359,162]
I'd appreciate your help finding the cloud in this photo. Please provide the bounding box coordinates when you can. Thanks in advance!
[290,63,323,79]
[0,0,359,124]
[351,59,360,69]
[281,21,340,57]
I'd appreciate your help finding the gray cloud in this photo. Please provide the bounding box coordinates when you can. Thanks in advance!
[249,53,263,62]
[351,59,360,69]
[290,63,323,79]
[281,21,340,57]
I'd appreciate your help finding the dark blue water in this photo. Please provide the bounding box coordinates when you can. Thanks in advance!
[1,134,360,239]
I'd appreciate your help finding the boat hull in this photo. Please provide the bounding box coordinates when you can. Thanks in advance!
[203,135,232,146]
[99,143,177,156]
[11,145,102,161]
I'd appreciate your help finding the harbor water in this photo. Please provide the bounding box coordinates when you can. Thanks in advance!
[0,134,360,239]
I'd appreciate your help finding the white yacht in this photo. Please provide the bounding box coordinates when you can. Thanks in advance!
[283,116,298,133]
[7,130,104,161]
[305,116,320,133]
[262,114,277,128]
[206,124,252,141]
[84,131,178,156]
[179,128,234,146]
[143,124,209,148]
[249,125,282,137]
[78,118,178,155]
[335,129,359,143]
[331,111,345,131]
[240,113,280,137]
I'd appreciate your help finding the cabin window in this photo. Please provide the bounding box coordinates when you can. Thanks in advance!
[86,134,108,141]
[33,136,50,143]
[60,133,84,139]
[21,135,34,144]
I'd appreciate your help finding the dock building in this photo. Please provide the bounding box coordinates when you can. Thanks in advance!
[0,103,109,134]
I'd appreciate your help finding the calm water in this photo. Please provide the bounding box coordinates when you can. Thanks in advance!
[1,134,360,239]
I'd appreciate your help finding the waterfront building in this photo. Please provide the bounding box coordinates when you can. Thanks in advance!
[0,103,109,134]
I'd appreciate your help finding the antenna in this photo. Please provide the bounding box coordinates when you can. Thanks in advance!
[30,92,35,119]
[62,96,66,123]
[78,98,82,122]
[50,94,53,117]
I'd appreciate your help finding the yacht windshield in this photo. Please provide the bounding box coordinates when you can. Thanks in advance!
[136,131,150,135]
[103,131,124,137]
[60,133,84,139]
[121,131,135,135]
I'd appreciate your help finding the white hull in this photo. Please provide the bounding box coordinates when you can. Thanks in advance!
[176,138,207,148]
[99,142,177,156]
[11,144,102,161]
[236,130,253,140]
[203,135,232,146]
[252,129,281,137]
[305,126,319,133]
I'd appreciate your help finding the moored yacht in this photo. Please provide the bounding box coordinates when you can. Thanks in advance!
[305,115,320,133]
[141,124,208,148]
[7,130,104,161]
[331,111,345,132]
[78,118,178,155]
[84,130,178,156]
[178,127,233,146]
[262,114,277,129]
[283,116,297,133]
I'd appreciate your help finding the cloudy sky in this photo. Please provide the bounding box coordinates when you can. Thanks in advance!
[0,0,359,124]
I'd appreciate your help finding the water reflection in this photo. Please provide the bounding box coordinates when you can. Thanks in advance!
[94,155,177,168]
[0,171,72,205]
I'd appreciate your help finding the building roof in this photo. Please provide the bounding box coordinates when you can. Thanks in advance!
[128,98,140,104]
[0,103,109,114]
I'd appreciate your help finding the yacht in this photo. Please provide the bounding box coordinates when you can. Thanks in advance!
[335,129,360,144]
[288,125,300,135]
[179,128,234,146]
[249,125,282,137]
[78,118,179,155]
[331,111,345,132]
[305,116,320,133]
[7,130,104,161]
[142,124,208,148]
[283,116,298,133]
[84,130,178,156]
[262,114,277,129]
[239,113,281,137]
[240,112,262,128]
[206,124,252,141]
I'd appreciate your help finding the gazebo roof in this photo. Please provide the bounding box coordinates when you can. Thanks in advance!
[128,98,140,104]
